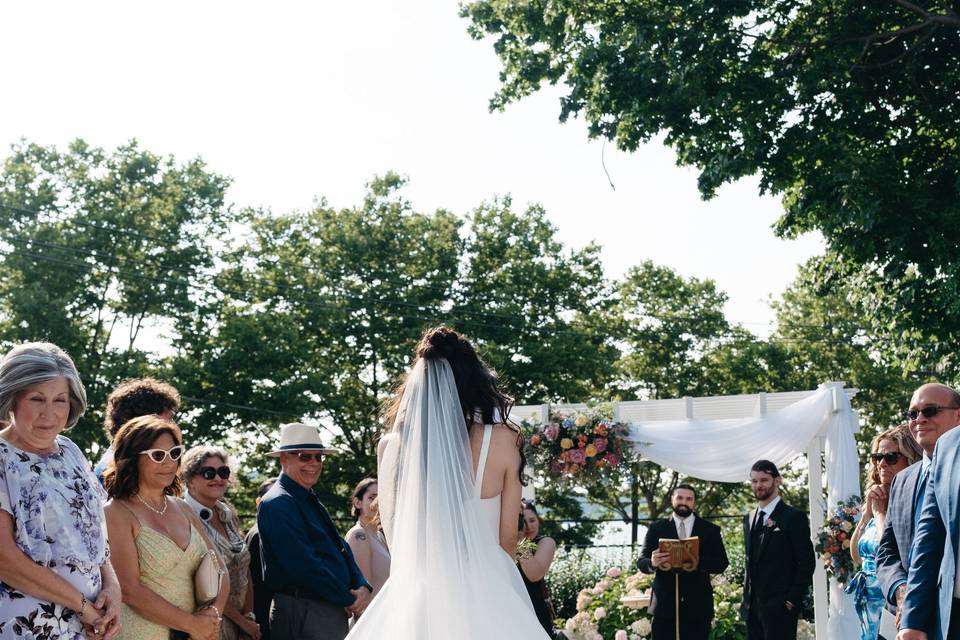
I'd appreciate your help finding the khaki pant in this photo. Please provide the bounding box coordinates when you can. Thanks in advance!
[270,592,349,640]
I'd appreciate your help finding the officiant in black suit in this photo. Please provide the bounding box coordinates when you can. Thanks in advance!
[637,483,729,640]
[740,460,815,640]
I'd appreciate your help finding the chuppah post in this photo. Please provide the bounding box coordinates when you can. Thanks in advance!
[807,433,828,640]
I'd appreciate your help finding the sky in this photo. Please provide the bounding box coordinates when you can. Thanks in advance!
[0,1,824,335]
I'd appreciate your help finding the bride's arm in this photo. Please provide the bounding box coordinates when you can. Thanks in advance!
[498,432,523,556]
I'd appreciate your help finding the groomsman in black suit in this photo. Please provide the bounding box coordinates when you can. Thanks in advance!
[740,460,815,640]
[637,484,729,640]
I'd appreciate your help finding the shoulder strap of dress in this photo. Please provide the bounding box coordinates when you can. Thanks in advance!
[475,424,494,498]
[115,499,144,526]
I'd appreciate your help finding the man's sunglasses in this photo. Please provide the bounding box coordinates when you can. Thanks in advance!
[295,451,324,463]
[902,405,960,421]
[198,466,231,481]
[870,452,905,465]
[140,445,185,464]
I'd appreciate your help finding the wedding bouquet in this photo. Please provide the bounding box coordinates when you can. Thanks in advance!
[814,495,861,584]
[521,410,634,481]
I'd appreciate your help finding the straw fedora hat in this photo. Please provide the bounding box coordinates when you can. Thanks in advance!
[267,423,338,457]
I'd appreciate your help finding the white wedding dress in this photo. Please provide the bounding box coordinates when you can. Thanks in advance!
[346,358,549,639]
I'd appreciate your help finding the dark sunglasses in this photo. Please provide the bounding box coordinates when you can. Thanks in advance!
[296,451,324,463]
[198,466,231,481]
[903,405,960,421]
[870,452,905,465]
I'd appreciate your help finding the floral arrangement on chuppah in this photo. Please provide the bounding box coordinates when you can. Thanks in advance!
[521,410,636,481]
[814,495,862,584]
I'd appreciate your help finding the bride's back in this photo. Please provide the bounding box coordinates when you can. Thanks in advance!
[469,421,523,554]
[356,327,551,639]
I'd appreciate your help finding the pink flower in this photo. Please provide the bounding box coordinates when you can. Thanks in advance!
[604,452,619,466]
[544,423,560,441]
[607,567,621,578]
[568,448,586,465]
[615,631,628,640]
[593,437,608,453]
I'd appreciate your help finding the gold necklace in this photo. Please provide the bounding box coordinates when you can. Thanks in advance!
[136,493,168,516]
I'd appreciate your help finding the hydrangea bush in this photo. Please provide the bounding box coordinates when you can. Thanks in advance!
[557,566,748,640]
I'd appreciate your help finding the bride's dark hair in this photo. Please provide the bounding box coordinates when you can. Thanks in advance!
[385,326,514,432]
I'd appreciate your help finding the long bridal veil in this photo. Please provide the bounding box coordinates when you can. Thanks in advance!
[348,358,549,639]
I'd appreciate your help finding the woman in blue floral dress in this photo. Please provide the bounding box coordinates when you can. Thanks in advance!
[0,342,122,639]
[847,424,922,640]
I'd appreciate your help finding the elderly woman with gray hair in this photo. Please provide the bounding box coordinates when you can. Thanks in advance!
[181,445,259,640]
[0,342,122,640]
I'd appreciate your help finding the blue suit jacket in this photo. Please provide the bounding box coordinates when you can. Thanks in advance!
[901,427,960,640]
[875,460,924,611]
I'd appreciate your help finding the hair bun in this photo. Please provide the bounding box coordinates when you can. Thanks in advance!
[418,326,462,360]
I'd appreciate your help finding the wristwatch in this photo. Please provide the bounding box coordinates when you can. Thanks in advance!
[362,584,373,594]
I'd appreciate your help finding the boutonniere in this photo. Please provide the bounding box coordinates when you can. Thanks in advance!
[765,518,781,532]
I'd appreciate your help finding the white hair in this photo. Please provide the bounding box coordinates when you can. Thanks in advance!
[0,342,87,428]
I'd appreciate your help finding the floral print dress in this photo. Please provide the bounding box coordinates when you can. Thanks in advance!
[0,435,108,639]
[845,517,884,640]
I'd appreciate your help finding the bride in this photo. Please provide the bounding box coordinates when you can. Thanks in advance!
[347,327,550,639]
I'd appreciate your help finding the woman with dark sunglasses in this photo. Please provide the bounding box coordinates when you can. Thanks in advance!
[181,445,259,640]
[103,416,228,640]
[846,424,922,640]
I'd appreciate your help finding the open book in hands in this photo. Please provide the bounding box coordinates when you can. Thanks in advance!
[657,536,700,572]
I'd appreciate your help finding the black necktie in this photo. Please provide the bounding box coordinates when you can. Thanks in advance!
[750,510,764,564]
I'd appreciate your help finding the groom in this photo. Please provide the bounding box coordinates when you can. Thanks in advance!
[740,460,815,640]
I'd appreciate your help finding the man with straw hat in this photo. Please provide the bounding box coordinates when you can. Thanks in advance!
[258,423,372,640]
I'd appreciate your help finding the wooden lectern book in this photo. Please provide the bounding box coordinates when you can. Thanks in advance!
[658,536,700,572]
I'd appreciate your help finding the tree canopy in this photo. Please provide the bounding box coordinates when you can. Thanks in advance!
[462,0,960,372]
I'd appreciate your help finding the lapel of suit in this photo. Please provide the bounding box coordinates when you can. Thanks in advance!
[939,438,960,562]
[756,500,786,561]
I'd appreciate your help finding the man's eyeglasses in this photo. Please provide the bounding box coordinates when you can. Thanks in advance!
[902,405,960,421]
[295,451,324,463]
[198,466,231,480]
[140,445,185,464]
[869,452,905,465]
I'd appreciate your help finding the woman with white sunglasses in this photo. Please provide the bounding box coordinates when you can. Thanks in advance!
[181,445,259,640]
[103,416,228,640]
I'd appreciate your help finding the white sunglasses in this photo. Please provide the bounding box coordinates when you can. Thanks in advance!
[139,445,186,464]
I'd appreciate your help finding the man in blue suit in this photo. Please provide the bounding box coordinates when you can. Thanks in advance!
[876,383,960,628]
[898,421,960,639]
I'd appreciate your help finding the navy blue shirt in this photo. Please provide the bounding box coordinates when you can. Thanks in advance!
[258,473,370,607]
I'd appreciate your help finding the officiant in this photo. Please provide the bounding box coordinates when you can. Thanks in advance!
[637,483,729,640]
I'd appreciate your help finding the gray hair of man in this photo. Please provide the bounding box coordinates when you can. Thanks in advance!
[180,443,238,486]
[0,342,87,429]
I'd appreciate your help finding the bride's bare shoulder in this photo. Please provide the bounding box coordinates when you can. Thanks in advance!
[491,422,523,448]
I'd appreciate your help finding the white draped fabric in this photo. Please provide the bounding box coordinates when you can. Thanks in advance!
[622,383,861,639]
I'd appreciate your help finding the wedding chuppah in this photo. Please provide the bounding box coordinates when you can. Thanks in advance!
[511,382,862,640]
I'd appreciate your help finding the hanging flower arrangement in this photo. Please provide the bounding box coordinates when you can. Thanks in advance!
[814,495,861,584]
[522,410,635,481]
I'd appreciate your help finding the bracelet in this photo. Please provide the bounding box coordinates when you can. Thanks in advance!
[201,605,222,619]
[78,593,88,618]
